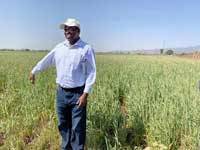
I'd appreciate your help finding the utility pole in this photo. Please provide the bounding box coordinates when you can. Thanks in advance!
[162,40,165,50]
[160,40,165,54]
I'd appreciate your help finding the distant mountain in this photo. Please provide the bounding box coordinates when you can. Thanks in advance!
[174,45,200,54]
[132,45,200,54]
[132,49,160,54]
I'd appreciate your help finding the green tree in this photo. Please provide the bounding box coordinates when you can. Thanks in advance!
[160,49,164,54]
[165,49,174,55]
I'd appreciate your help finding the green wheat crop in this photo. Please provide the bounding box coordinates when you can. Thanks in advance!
[0,51,200,150]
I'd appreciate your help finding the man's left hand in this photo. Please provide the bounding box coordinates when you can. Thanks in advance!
[76,93,88,108]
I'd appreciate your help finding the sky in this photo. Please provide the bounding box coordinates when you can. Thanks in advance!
[1,0,200,51]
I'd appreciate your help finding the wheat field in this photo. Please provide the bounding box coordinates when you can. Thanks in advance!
[1,51,200,150]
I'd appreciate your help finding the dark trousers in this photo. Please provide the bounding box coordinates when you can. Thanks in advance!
[56,85,86,150]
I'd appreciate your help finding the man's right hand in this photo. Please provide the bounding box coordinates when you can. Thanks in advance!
[29,72,35,84]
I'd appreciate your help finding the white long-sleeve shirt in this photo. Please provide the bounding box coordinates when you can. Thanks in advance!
[31,39,96,93]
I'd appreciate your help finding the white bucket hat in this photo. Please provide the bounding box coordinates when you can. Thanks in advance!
[59,18,80,29]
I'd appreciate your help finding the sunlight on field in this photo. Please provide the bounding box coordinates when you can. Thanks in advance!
[1,51,200,149]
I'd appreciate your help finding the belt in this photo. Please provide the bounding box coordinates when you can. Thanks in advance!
[59,84,85,93]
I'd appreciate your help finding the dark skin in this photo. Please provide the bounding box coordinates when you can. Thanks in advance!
[29,25,88,108]
[64,26,80,45]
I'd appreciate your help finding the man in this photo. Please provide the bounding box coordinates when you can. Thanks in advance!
[29,18,96,150]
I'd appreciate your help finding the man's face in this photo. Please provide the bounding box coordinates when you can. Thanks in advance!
[64,26,80,43]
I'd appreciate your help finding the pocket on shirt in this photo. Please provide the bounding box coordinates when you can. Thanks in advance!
[68,52,82,69]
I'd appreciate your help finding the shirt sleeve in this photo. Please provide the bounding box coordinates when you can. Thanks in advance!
[84,46,96,93]
[31,49,55,75]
